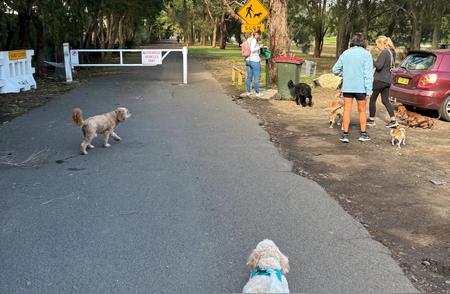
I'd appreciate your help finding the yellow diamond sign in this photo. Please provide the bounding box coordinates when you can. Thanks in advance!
[238,0,269,25]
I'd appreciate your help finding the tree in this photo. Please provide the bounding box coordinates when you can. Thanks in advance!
[204,0,224,47]
[330,0,358,57]
[289,0,328,58]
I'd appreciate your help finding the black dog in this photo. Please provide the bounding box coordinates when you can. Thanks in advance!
[287,80,312,107]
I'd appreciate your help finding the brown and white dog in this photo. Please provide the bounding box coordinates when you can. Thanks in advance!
[243,239,290,293]
[396,105,434,129]
[72,107,131,155]
[390,126,406,148]
[325,91,344,128]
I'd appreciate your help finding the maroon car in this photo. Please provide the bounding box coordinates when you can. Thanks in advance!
[390,49,450,121]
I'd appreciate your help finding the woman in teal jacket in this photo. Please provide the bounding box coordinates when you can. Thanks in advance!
[332,33,373,143]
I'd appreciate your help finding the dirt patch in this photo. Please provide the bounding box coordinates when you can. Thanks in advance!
[198,57,450,292]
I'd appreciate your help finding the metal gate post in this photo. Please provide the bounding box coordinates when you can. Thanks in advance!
[183,46,188,84]
[63,43,73,83]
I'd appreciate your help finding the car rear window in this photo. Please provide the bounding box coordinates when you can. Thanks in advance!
[400,53,436,70]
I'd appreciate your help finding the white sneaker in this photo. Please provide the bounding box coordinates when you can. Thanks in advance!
[255,92,263,97]
[246,92,252,97]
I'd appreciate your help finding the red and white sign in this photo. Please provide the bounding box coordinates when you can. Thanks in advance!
[70,50,79,65]
[142,50,162,66]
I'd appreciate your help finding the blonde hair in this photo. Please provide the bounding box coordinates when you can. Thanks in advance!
[376,35,395,49]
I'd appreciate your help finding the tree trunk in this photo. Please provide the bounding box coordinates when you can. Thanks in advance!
[431,0,445,48]
[432,22,441,49]
[235,31,242,46]
[211,17,218,48]
[5,29,15,50]
[336,28,351,59]
[107,14,120,49]
[408,2,422,50]
[362,15,368,41]
[431,4,443,49]
[31,14,45,71]
[335,23,351,58]
[314,33,324,58]
[219,13,227,49]
[361,0,370,40]
[17,11,32,49]
[409,11,422,50]
[312,0,327,58]
[200,33,207,46]
[118,16,126,48]
[189,23,195,45]
[267,0,290,84]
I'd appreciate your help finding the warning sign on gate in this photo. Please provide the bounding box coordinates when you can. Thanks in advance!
[8,50,27,60]
[142,50,162,66]
[70,50,79,65]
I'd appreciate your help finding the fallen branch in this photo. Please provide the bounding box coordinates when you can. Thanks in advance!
[0,148,50,168]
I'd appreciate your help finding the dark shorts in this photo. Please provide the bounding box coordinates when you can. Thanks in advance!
[343,92,367,101]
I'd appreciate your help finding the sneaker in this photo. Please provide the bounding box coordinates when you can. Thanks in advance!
[255,92,263,98]
[246,92,252,97]
[340,133,349,143]
[358,132,371,142]
[385,120,399,128]
[366,119,376,127]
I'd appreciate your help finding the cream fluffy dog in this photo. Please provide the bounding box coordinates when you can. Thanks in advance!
[243,239,290,293]
[72,107,131,155]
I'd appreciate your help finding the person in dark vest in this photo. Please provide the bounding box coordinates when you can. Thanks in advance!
[367,36,398,128]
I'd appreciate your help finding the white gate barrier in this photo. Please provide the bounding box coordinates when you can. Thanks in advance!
[0,50,37,94]
[63,43,188,84]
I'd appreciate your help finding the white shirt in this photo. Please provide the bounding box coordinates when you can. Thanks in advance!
[245,37,261,62]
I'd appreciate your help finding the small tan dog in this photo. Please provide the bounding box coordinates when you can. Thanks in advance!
[243,239,290,293]
[390,126,406,148]
[325,91,344,128]
[72,107,131,155]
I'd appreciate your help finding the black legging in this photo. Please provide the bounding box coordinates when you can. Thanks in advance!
[369,80,395,118]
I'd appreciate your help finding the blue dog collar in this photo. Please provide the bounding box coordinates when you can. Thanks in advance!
[250,266,283,283]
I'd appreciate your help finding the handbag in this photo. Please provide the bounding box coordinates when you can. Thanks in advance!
[387,49,395,84]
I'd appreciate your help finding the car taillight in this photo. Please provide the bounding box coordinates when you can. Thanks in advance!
[417,73,437,89]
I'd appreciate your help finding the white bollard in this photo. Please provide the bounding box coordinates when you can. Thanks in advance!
[183,46,188,84]
[63,43,73,83]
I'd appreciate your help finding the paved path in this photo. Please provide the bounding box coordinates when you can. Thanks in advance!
[0,47,416,293]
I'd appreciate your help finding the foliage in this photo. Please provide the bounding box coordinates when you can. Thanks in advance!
[289,0,450,58]
[1,0,164,63]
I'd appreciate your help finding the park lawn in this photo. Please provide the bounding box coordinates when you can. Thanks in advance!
[189,45,336,89]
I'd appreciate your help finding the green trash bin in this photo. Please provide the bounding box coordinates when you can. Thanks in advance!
[273,56,304,100]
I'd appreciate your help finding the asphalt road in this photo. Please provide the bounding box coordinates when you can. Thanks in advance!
[0,47,416,293]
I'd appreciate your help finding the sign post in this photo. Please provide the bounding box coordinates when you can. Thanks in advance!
[63,43,73,83]
[183,46,188,84]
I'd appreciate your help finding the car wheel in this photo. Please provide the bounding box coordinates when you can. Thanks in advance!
[439,96,450,122]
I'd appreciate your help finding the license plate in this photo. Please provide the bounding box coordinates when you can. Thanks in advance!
[397,77,409,85]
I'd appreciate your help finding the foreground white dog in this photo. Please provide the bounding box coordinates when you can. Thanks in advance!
[243,239,290,293]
